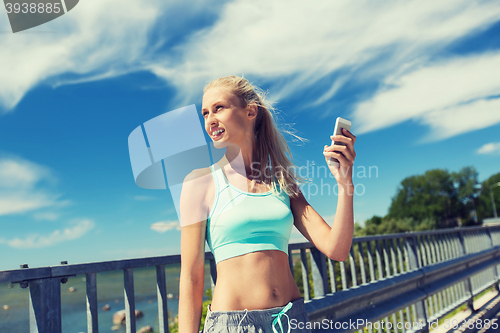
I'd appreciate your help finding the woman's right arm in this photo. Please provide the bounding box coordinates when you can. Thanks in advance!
[178,170,210,333]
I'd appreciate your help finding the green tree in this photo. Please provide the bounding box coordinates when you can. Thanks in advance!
[353,222,364,237]
[476,172,500,222]
[356,166,499,236]
[452,166,480,225]
[388,168,461,228]
[358,216,435,236]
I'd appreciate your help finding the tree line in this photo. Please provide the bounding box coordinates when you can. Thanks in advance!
[355,166,500,236]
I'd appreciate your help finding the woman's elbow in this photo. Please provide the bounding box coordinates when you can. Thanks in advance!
[180,273,204,286]
[327,246,351,262]
[180,264,205,286]
[328,252,349,262]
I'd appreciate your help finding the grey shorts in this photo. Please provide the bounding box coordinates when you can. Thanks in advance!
[200,297,312,333]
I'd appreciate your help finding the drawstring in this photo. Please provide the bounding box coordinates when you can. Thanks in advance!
[226,301,294,333]
[237,308,248,333]
[271,302,293,333]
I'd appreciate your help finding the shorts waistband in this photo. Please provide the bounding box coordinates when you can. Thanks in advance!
[205,297,306,327]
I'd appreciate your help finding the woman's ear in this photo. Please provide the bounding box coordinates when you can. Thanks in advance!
[247,104,258,120]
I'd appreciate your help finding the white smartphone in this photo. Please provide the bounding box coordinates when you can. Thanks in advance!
[328,117,351,167]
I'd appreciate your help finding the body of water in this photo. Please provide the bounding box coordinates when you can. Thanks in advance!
[0,263,213,333]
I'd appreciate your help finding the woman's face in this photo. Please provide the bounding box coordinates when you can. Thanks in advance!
[201,86,253,148]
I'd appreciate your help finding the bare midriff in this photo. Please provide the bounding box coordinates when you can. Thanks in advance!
[209,250,302,311]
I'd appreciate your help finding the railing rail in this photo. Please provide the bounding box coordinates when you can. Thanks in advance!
[1,254,184,333]
[2,225,500,333]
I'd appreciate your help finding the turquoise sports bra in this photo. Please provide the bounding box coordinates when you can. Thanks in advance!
[205,164,294,265]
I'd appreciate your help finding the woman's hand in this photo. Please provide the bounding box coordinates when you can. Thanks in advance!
[323,128,357,190]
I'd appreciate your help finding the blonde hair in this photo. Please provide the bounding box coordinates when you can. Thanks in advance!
[204,75,307,198]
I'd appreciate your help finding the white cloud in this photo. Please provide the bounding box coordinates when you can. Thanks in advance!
[150,220,181,233]
[0,158,52,189]
[0,219,94,249]
[0,0,155,110]
[353,52,500,139]
[477,142,500,155]
[0,0,214,112]
[2,0,499,143]
[0,193,57,216]
[0,157,61,216]
[151,0,500,106]
[417,97,500,142]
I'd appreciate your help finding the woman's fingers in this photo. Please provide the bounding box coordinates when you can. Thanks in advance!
[326,139,355,161]
[324,144,354,164]
[342,128,356,144]
[324,151,350,168]
[323,152,353,166]
[330,134,353,149]
[324,150,352,166]
[329,131,356,160]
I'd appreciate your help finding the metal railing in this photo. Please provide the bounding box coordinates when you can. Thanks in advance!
[1,225,500,333]
[301,225,500,332]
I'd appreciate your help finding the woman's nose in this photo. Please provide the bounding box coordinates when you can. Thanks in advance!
[206,113,217,131]
[207,112,217,125]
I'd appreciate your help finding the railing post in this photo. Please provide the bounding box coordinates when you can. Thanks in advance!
[358,242,367,285]
[348,246,357,287]
[396,238,404,273]
[310,248,329,298]
[375,240,383,280]
[86,272,99,333]
[383,239,391,277]
[367,240,376,281]
[300,249,311,301]
[328,259,337,293]
[29,277,62,333]
[486,228,500,292]
[389,239,398,275]
[458,231,475,313]
[339,260,347,290]
[406,236,428,332]
[156,265,169,333]
[123,268,136,333]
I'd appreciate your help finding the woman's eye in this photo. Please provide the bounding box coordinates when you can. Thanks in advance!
[215,105,223,111]
[202,112,208,117]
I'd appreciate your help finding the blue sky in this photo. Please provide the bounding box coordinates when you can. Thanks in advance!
[1,0,500,271]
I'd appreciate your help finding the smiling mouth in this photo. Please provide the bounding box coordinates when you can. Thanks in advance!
[211,129,225,139]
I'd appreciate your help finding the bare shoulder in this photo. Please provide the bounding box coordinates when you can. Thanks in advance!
[183,166,213,184]
[180,166,216,225]
[182,167,215,198]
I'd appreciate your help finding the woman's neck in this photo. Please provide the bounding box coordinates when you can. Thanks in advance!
[222,143,258,179]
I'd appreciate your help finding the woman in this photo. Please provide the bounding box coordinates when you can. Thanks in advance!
[178,76,356,333]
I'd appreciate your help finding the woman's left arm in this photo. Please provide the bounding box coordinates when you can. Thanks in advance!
[290,128,356,262]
